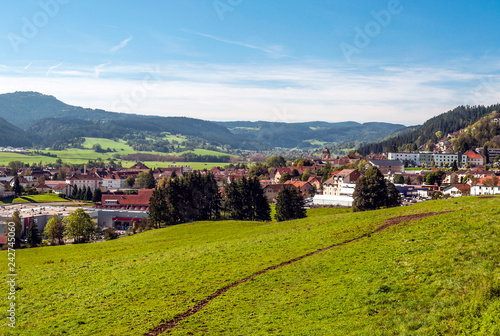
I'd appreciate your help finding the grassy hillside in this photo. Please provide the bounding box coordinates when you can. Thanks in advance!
[0,137,233,168]
[1,197,499,335]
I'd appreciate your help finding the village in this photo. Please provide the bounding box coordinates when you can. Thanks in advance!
[1,141,500,248]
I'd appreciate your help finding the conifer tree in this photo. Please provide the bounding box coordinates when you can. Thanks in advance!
[71,184,78,199]
[92,188,102,203]
[26,218,42,248]
[86,187,93,201]
[275,186,307,222]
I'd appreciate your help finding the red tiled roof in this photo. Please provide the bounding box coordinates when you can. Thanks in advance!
[53,183,69,190]
[464,150,484,159]
[101,189,153,206]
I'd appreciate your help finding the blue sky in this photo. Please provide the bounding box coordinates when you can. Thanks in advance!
[1,0,500,125]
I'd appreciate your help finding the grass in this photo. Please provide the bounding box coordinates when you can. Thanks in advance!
[0,137,233,169]
[13,194,69,204]
[0,197,499,335]
[0,194,69,204]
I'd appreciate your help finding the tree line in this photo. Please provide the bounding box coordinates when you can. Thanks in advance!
[148,172,307,227]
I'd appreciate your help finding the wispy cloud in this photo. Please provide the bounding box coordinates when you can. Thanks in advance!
[24,62,32,71]
[110,36,133,53]
[94,62,111,78]
[188,31,302,60]
[2,60,500,125]
[46,62,64,76]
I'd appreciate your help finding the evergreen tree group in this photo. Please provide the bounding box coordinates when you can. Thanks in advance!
[149,174,271,227]
[149,172,222,228]
[223,176,271,222]
[70,185,101,202]
[352,167,401,212]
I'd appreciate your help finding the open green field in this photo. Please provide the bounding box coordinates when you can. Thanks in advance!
[1,197,499,335]
[0,194,69,205]
[0,137,234,169]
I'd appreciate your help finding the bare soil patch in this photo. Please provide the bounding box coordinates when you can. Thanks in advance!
[478,196,496,199]
[144,211,452,335]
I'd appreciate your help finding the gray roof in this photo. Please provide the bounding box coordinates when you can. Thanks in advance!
[369,160,404,166]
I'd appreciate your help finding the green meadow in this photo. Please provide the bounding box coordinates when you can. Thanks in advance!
[0,137,234,169]
[0,197,499,335]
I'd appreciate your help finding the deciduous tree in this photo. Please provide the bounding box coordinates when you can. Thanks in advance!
[64,209,96,244]
[44,215,65,245]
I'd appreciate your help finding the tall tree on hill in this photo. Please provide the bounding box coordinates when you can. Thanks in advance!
[352,167,389,212]
[224,176,271,221]
[26,218,42,248]
[148,187,168,228]
[275,186,307,222]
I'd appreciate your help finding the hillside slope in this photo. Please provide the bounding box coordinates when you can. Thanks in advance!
[0,117,36,147]
[359,104,500,154]
[1,197,499,335]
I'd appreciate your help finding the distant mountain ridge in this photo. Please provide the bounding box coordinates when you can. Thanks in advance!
[217,120,407,148]
[0,91,409,150]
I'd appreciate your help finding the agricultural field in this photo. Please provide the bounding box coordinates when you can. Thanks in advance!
[1,196,499,335]
[0,138,235,169]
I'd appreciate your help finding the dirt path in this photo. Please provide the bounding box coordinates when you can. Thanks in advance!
[144,211,451,335]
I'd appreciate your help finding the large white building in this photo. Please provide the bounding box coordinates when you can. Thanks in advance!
[470,185,500,196]
[388,152,467,168]
[388,153,421,166]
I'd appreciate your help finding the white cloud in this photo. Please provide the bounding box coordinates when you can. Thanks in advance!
[110,36,133,53]
[0,61,499,125]
[46,62,64,77]
[188,31,302,60]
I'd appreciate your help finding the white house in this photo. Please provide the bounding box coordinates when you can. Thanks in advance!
[470,185,500,196]
[102,174,128,190]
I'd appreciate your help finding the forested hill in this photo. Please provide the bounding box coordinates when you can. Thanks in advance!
[0,92,243,148]
[0,117,36,147]
[358,104,500,155]
[217,121,407,149]
[0,91,408,150]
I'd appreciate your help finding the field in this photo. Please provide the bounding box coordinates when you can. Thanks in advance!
[0,194,69,205]
[1,197,499,335]
[0,137,234,169]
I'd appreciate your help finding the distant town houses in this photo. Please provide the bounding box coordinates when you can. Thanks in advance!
[0,146,28,153]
